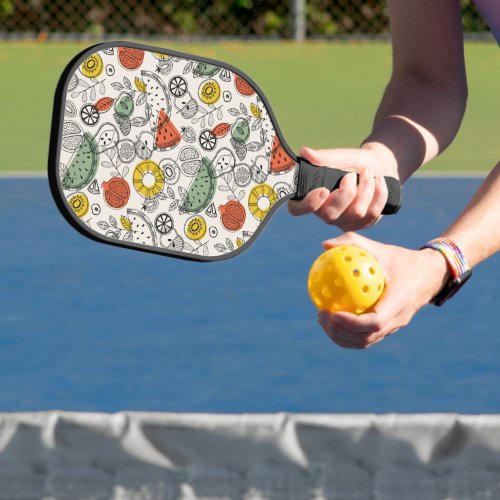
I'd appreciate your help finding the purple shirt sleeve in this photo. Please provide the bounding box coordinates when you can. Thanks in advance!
[473,0,500,45]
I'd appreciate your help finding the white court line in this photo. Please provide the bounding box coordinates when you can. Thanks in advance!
[0,170,489,179]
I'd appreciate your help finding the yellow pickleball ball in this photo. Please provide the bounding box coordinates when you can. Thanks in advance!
[308,245,385,314]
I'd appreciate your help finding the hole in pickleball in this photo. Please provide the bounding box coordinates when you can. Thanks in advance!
[352,269,360,277]
[356,306,365,314]
[327,264,335,272]
[334,277,344,287]
[359,251,366,257]
[362,285,369,293]
[369,267,375,275]
[322,286,331,299]
[333,303,341,311]
[378,284,382,291]
[342,295,351,304]
[344,256,352,262]
[313,271,321,282]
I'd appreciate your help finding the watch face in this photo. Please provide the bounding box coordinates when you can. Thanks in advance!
[432,269,472,306]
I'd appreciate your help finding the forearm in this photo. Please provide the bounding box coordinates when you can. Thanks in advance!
[362,73,467,182]
[441,162,500,267]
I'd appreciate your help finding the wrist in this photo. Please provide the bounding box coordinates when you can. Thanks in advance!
[361,141,399,178]
[417,248,453,303]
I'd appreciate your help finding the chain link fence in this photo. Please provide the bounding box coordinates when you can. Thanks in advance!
[0,0,491,40]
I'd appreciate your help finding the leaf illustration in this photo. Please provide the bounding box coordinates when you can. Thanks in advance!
[109,215,117,227]
[158,192,168,200]
[101,161,114,168]
[90,86,96,101]
[251,119,263,131]
[108,146,116,160]
[100,81,105,94]
[134,77,146,93]
[200,116,205,128]
[94,97,114,112]
[212,123,230,138]
[97,221,109,230]
[70,91,80,98]
[122,165,129,177]
[79,79,90,89]
[214,243,226,252]
[208,112,214,127]
[169,200,179,211]
[123,77,132,90]
[120,216,132,231]
[81,90,88,103]
[136,92,147,106]
[123,232,133,242]
[226,238,234,251]
[227,194,236,201]
[111,82,124,91]
[110,171,119,177]
[178,186,186,197]
[218,185,231,192]
[130,117,147,127]
[238,190,245,201]
[119,120,131,136]
[116,157,122,169]
[217,107,223,120]
[166,186,175,199]
[183,61,193,74]
[247,142,263,152]
[239,103,247,115]
[228,108,240,116]
[203,245,209,256]
[250,104,261,118]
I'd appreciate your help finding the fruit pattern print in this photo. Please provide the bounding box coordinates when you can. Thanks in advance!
[59,46,298,258]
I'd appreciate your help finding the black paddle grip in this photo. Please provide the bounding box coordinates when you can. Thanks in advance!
[293,157,402,215]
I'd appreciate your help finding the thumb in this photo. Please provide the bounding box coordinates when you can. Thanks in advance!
[322,231,369,250]
[299,147,365,170]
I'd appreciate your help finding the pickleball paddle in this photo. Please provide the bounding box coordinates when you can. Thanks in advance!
[48,41,401,261]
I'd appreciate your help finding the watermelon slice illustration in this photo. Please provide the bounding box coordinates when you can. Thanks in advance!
[180,157,217,213]
[141,70,171,134]
[155,109,181,150]
[127,209,157,247]
[270,135,295,174]
[62,132,99,189]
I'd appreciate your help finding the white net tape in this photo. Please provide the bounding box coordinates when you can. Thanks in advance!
[1,412,500,499]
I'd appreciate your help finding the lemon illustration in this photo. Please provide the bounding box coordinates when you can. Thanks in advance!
[185,216,207,241]
[248,183,278,221]
[133,160,165,198]
[67,192,89,218]
[153,52,170,60]
[199,80,221,105]
[80,54,103,78]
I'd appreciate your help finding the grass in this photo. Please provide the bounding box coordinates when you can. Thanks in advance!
[0,40,497,172]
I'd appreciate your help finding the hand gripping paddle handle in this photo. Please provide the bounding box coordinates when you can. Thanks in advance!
[292,157,402,215]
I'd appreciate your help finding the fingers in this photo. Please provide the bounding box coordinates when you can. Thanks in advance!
[288,147,389,230]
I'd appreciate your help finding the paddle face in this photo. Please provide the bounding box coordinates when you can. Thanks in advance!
[49,41,299,261]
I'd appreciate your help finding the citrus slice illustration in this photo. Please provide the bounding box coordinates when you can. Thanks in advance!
[80,54,103,78]
[199,80,220,105]
[80,104,99,126]
[248,183,278,221]
[127,209,157,246]
[169,76,187,97]
[199,130,217,151]
[62,133,99,190]
[180,157,216,213]
[220,68,232,82]
[185,215,207,240]
[117,139,136,163]
[67,192,89,218]
[160,158,181,185]
[118,48,144,70]
[155,213,173,235]
[133,160,165,198]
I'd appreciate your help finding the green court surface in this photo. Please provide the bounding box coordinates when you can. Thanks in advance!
[0,41,497,173]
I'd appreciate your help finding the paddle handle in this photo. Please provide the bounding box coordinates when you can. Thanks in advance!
[292,157,402,215]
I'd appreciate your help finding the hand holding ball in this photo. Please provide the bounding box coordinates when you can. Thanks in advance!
[308,245,385,314]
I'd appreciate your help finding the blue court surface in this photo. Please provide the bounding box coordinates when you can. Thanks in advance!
[0,176,498,413]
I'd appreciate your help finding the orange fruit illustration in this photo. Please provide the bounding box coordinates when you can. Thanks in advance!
[118,48,145,70]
